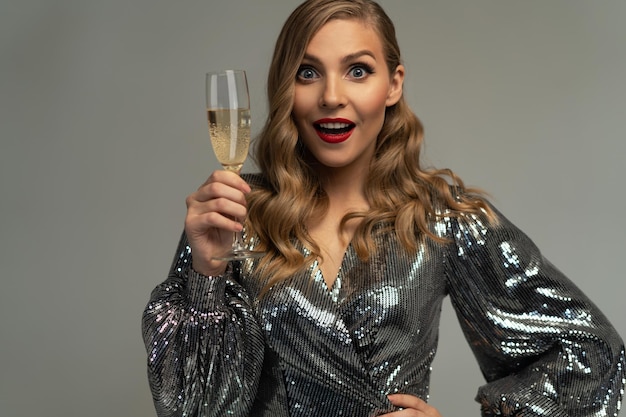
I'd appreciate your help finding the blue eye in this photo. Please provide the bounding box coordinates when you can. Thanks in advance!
[351,67,365,78]
[349,64,373,79]
[297,66,318,81]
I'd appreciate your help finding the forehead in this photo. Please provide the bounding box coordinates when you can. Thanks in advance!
[305,18,384,57]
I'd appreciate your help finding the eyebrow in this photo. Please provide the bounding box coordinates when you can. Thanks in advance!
[302,49,377,65]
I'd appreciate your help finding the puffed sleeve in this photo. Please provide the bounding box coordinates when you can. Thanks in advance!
[142,233,264,417]
[444,206,625,417]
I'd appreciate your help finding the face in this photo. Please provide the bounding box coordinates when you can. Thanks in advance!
[292,18,404,174]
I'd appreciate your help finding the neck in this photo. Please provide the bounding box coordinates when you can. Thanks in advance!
[317,163,370,210]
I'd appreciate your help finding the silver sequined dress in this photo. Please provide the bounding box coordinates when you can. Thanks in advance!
[142,179,625,417]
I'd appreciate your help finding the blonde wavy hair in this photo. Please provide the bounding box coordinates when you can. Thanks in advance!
[246,0,493,287]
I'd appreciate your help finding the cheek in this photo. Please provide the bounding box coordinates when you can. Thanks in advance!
[357,85,390,117]
[292,88,315,123]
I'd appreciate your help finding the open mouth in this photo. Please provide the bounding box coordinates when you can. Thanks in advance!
[314,120,355,143]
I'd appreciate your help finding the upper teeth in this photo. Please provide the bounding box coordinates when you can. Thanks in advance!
[319,122,350,129]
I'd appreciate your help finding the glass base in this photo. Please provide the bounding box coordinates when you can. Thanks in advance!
[213,249,265,261]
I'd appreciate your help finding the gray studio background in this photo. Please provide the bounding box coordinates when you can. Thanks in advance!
[1,1,624,416]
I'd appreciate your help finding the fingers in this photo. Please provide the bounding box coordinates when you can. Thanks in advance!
[186,171,251,229]
[198,170,251,199]
[183,170,253,275]
[387,394,428,410]
[187,190,247,229]
[383,394,443,417]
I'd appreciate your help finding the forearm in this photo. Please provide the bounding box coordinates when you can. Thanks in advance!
[446,207,626,416]
[142,235,264,417]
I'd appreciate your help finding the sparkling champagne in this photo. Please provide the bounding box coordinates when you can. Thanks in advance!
[207,108,251,172]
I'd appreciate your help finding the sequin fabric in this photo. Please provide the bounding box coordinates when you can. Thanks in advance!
[143,184,625,417]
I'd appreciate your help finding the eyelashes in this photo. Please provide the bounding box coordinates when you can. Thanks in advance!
[297,66,318,81]
[296,62,376,82]
[349,63,374,79]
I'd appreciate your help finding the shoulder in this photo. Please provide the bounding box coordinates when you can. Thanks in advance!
[430,184,495,218]
[428,185,502,239]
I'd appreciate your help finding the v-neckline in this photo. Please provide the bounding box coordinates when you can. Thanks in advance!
[311,242,354,301]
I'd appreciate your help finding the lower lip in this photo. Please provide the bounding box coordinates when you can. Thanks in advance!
[315,128,354,144]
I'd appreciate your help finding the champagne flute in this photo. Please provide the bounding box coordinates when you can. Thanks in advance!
[206,69,263,260]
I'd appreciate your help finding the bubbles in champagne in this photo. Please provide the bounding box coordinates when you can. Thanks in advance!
[207,108,251,172]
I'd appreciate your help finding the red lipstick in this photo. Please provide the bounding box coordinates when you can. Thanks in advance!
[314,118,355,144]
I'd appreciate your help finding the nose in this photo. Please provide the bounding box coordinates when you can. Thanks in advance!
[319,75,347,108]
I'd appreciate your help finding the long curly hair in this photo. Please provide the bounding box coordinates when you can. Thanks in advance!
[246,0,493,288]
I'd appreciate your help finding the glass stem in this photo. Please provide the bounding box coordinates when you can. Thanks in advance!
[232,220,246,251]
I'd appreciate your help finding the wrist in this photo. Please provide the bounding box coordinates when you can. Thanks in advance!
[187,268,227,312]
[192,259,227,277]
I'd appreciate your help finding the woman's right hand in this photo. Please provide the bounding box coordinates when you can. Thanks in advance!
[184,170,251,276]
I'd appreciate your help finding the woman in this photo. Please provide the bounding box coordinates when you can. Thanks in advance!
[142,1,625,416]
